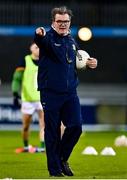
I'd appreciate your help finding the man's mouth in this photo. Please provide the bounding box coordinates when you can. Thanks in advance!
[59,28,66,30]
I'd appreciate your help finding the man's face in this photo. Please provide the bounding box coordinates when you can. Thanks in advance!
[52,13,71,35]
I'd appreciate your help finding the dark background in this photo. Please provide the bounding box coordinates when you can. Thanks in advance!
[1,36,127,83]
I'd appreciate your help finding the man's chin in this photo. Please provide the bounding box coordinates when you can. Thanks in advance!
[59,30,68,36]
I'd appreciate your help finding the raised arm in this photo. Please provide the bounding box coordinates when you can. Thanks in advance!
[34,27,46,48]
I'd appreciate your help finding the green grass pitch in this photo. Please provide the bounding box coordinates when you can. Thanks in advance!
[0,130,127,179]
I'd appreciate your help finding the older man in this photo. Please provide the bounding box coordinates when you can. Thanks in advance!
[34,6,97,177]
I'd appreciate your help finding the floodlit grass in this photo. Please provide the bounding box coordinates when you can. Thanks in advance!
[0,130,127,179]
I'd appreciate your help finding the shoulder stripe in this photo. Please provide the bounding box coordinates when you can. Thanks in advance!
[16,67,25,71]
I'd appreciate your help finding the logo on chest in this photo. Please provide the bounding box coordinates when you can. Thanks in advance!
[54,43,61,47]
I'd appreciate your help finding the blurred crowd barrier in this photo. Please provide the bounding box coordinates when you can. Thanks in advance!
[0,98,126,126]
[0,84,127,126]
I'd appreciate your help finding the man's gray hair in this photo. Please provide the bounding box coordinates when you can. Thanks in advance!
[51,6,73,21]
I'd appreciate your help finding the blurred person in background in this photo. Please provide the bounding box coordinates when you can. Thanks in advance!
[34,6,97,177]
[11,42,45,153]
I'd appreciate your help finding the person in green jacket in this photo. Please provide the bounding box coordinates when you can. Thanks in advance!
[12,42,45,153]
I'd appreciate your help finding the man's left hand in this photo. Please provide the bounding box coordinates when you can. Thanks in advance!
[86,58,98,69]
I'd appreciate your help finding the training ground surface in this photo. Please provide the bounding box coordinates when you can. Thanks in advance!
[0,131,127,179]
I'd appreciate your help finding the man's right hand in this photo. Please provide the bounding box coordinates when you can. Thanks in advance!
[36,27,46,36]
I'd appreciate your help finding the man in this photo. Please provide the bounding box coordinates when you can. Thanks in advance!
[34,6,97,176]
[12,42,45,153]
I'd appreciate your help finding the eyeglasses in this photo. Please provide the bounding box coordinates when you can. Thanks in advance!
[55,20,70,25]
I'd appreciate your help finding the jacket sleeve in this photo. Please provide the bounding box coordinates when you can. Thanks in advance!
[34,32,48,49]
[34,32,42,48]
[11,69,24,94]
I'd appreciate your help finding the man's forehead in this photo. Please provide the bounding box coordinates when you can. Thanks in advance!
[55,13,70,20]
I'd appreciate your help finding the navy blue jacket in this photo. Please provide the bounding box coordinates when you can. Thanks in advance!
[34,27,79,93]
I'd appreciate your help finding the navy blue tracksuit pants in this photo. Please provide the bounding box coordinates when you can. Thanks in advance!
[40,90,82,175]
